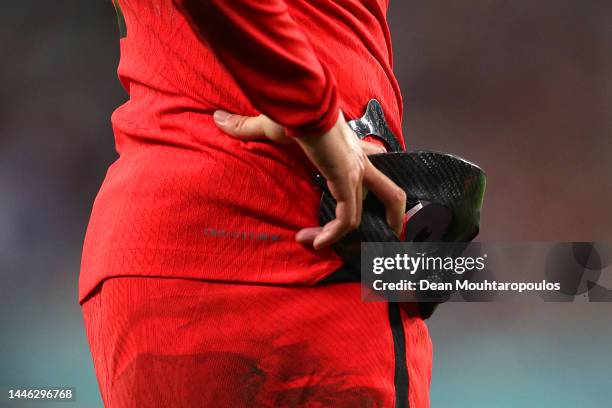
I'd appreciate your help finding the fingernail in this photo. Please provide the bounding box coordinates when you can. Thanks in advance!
[214,110,231,124]
[313,235,327,250]
[295,230,307,242]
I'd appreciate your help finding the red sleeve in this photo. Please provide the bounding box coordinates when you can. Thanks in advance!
[173,0,340,137]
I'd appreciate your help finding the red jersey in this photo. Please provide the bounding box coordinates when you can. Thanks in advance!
[79,0,404,302]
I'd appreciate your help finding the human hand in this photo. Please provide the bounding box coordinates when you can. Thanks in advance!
[214,110,406,249]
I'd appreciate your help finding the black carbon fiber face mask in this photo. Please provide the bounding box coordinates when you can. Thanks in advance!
[315,99,487,274]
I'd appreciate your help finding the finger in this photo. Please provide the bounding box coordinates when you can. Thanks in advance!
[355,180,363,229]
[313,200,356,250]
[362,161,406,236]
[295,227,322,245]
[213,110,267,140]
[361,140,387,155]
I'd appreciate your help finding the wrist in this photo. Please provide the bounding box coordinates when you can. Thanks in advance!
[284,105,341,139]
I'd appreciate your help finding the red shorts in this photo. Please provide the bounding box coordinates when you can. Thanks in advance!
[82,277,432,407]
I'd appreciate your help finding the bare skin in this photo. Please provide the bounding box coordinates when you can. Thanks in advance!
[214,109,406,250]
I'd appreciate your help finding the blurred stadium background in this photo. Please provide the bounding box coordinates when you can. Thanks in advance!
[1,1,610,406]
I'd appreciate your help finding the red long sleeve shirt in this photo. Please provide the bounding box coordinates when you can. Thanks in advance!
[79,0,404,302]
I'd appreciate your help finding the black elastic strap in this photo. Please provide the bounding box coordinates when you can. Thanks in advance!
[389,302,409,408]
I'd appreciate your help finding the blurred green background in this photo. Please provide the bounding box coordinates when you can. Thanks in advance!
[1,1,611,406]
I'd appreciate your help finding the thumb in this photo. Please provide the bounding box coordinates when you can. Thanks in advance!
[214,110,267,140]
